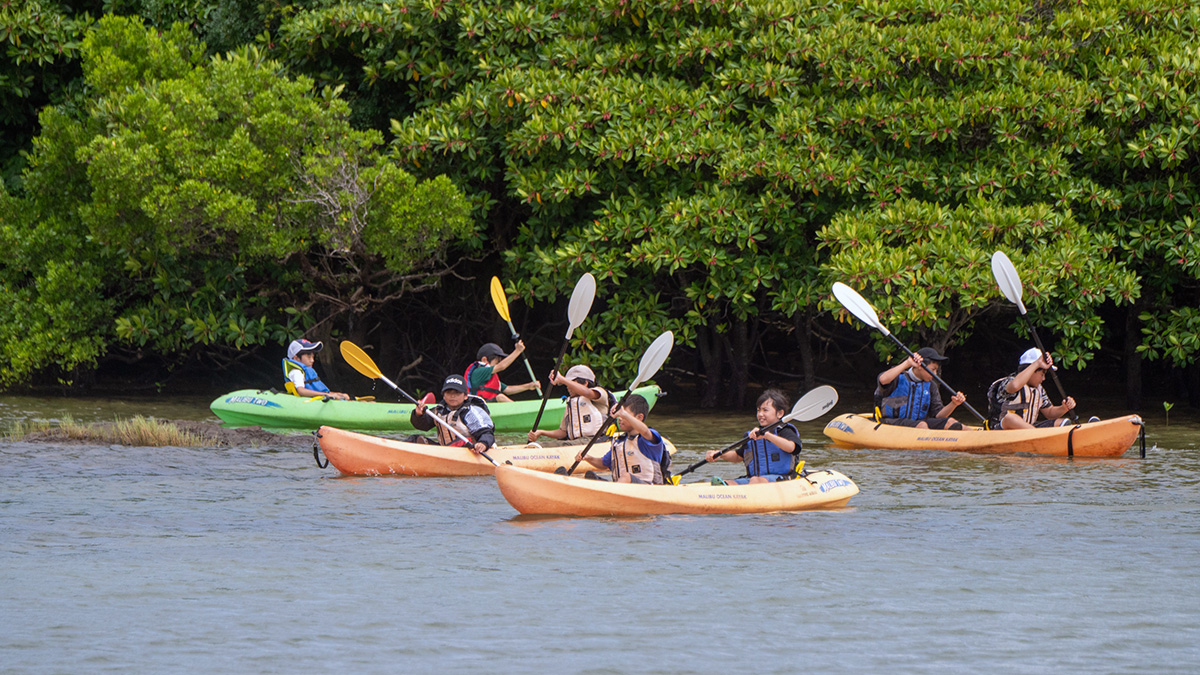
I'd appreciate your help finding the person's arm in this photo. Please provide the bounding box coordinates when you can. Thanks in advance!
[493,340,526,374]
[529,428,569,442]
[755,425,798,453]
[504,380,540,394]
[878,355,920,387]
[409,402,435,431]
[296,385,349,400]
[936,391,966,418]
[1042,394,1077,420]
[614,406,654,441]
[575,449,607,469]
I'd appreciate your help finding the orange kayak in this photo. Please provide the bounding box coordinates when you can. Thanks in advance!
[494,464,859,516]
[823,413,1145,458]
[316,426,676,477]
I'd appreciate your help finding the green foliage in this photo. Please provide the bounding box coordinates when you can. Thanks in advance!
[0,15,473,387]
[0,0,92,189]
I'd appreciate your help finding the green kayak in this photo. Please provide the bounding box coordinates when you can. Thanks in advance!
[209,385,663,433]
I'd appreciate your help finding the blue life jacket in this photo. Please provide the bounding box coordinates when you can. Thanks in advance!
[743,422,799,477]
[282,358,331,394]
[880,371,931,421]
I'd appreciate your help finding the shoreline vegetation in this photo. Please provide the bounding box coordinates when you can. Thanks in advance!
[5,416,302,448]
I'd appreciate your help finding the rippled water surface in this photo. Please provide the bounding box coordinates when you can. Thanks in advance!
[2,394,1199,672]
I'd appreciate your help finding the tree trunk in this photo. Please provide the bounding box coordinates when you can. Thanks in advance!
[725,318,752,408]
[794,308,816,392]
[1124,303,1143,410]
[696,323,723,408]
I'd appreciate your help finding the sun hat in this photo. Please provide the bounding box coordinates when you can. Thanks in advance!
[287,339,323,360]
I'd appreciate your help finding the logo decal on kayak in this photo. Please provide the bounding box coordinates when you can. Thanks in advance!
[819,479,852,492]
[699,493,748,500]
[826,420,853,434]
[225,396,283,409]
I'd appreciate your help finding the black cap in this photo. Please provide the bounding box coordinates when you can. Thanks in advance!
[442,374,469,393]
[916,347,948,362]
[477,342,508,360]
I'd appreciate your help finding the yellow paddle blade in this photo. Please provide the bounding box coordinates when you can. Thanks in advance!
[667,474,680,485]
[793,460,806,477]
[340,341,383,380]
[489,276,512,322]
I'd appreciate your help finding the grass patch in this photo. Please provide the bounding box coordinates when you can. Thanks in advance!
[6,415,215,447]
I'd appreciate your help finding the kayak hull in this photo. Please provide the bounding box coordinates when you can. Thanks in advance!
[823,413,1144,458]
[495,464,859,516]
[317,426,676,477]
[211,385,662,433]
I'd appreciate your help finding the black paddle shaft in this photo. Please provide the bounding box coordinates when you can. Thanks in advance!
[673,422,788,478]
[530,341,571,432]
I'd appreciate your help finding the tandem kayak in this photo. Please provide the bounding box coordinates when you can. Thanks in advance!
[211,385,662,433]
[822,413,1145,458]
[316,425,678,477]
[494,464,859,516]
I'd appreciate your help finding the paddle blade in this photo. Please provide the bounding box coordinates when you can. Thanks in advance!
[785,385,839,423]
[489,276,512,322]
[991,250,1027,313]
[832,282,887,335]
[565,273,597,339]
[340,341,383,380]
[632,330,674,389]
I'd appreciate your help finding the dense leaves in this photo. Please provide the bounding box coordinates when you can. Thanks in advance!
[0,16,472,387]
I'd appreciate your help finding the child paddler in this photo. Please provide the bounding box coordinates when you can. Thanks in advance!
[705,389,801,485]
[282,339,351,400]
[466,341,540,403]
[527,365,613,444]
[573,394,669,484]
[987,348,1078,429]
[874,347,966,430]
[410,374,496,454]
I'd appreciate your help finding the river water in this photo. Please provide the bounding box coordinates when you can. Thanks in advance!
[2,393,1199,672]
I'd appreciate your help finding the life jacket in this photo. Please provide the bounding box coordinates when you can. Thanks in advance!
[464,361,502,400]
[564,387,613,439]
[987,376,1047,429]
[878,370,931,421]
[430,396,492,447]
[282,358,330,394]
[610,431,669,484]
[743,422,799,477]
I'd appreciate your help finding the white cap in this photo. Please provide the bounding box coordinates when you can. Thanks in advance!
[1018,347,1056,370]
[287,339,323,360]
[565,365,596,383]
